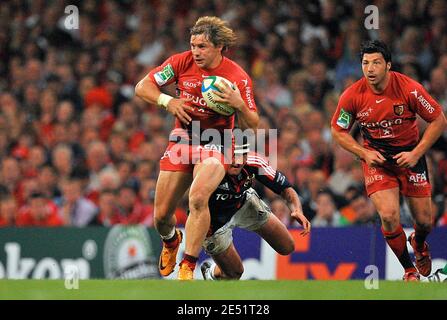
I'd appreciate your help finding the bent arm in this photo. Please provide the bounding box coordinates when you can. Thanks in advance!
[237,108,259,131]
[135,75,163,105]
[280,187,303,213]
[331,127,368,160]
[280,186,311,234]
[412,113,447,158]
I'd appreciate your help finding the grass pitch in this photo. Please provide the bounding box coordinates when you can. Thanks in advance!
[0,280,446,300]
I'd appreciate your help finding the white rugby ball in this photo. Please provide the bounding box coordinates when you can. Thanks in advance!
[201,75,236,116]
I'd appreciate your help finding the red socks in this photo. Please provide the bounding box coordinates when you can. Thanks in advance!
[382,225,416,272]
[181,254,198,271]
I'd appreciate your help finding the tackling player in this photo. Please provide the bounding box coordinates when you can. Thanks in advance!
[199,141,311,280]
[135,16,259,280]
[331,40,447,281]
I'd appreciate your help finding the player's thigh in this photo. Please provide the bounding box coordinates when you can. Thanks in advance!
[254,213,294,255]
[369,187,400,222]
[398,156,432,198]
[154,170,192,218]
[212,243,244,278]
[189,157,226,204]
[406,196,432,225]
[361,161,399,197]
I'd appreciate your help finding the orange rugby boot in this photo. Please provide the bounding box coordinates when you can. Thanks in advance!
[178,262,194,280]
[159,229,183,277]
[408,232,432,277]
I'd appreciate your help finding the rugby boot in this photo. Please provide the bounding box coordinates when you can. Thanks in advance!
[159,229,183,276]
[178,261,194,280]
[408,232,432,277]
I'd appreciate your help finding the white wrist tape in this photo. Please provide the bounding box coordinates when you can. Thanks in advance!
[157,93,173,109]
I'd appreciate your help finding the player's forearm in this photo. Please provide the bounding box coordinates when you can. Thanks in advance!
[237,107,259,130]
[331,127,367,160]
[413,113,447,158]
[281,187,303,213]
[135,75,162,105]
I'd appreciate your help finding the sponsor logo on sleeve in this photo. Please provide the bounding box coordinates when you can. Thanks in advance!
[410,89,434,113]
[336,108,352,129]
[245,86,254,109]
[154,64,175,86]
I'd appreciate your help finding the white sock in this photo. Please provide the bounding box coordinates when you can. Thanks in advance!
[160,227,176,241]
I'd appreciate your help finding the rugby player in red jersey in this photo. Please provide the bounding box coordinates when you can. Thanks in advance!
[199,141,310,280]
[135,16,259,280]
[331,40,446,281]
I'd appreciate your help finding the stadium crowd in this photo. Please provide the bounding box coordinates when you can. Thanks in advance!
[0,0,446,228]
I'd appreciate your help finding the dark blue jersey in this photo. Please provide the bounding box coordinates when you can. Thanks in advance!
[208,154,291,233]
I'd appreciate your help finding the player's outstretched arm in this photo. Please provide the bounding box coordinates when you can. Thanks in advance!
[393,113,447,168]
[135,75,193,125]
[331,127,386,167]
[281,187,311,236]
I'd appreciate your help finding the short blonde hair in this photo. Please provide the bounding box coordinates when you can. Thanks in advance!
[190,16,236,50]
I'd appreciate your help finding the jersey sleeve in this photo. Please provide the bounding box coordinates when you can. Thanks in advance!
[331,89,356,132]
[146,53,187,88]
[238,76,257,112]
[408,82,442,122]
[246,155,291,194]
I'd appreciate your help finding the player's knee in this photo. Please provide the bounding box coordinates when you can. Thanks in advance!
[154,205,170,221]
[228,266,244,280]
[277,238,295,255]
[189,191,209,212]
[379,208,399,225]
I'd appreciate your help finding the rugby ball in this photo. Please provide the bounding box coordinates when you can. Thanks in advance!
[201,76,236,116]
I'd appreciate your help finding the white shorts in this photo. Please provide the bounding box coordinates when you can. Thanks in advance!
[202,188,272,255]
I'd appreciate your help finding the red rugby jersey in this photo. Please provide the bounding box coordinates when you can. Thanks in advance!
[147,51,257,134]
[331,71,442,156]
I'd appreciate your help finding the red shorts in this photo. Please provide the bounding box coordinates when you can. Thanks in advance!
[362,157,431,197]
[160,142,233,173]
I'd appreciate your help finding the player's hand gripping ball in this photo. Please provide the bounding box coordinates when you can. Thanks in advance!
[201,75,236,116]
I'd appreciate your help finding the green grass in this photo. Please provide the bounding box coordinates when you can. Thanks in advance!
[1,280,446,300]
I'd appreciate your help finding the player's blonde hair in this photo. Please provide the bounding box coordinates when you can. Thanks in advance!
[190,16,237,50]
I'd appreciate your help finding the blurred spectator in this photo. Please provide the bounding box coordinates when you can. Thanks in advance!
[85,140,114,193]
[94,182,152,226]
[1,157,23,204]
[311,189,350,227]
[0,1,444,229]
[328,146,356,196]
[57,178,97,227]
[52,144,75,180]
[0,193,17,226]
[428,67,447,109]
[270,197,293,227]
[16,192,63,227]
[349,193,380,226]
[95,190,118,226]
